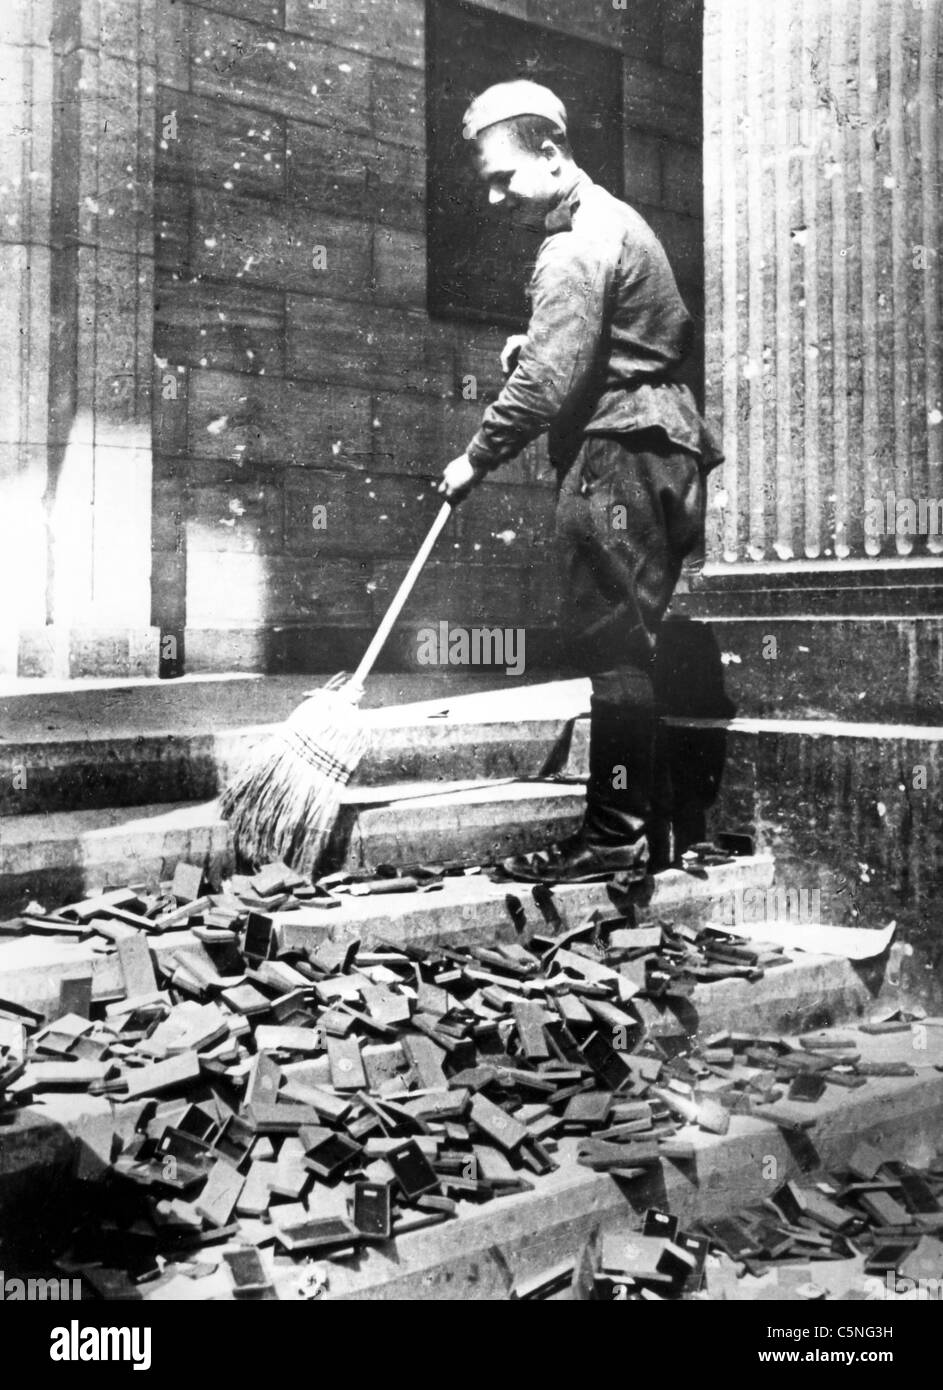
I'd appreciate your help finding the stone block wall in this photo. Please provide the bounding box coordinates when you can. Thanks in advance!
[149,0,705,672]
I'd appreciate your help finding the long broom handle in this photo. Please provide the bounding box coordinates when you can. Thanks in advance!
[351,500,454,690]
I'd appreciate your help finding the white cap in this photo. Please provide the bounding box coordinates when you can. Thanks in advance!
[462,80,568,141]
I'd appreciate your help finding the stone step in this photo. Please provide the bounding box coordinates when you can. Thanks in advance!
[666,614,943,724]
[665,714,943,987]
[0,862,890,1210]
[664,611,943,722]
[0,720,589,817]
[0,772,594,915]
[319,1031,943,1300]
[0,854,782,1221]
[0,855,777,1019]
[0,841,907,1295]
[0,671,572,730]
[4,1027,938,1300]
[0,675,591,817]
[332,778,588,874]
[0,801,232,919]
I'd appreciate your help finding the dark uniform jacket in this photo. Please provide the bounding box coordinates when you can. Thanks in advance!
[465,168,723,477]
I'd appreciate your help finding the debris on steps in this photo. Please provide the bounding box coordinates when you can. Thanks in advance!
[520,1147,943,1300]
[0,847,926,1301]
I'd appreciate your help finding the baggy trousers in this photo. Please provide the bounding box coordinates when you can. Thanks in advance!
[554,428,705,858]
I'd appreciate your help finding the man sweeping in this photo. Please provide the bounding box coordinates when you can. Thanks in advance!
[439,80,723,884]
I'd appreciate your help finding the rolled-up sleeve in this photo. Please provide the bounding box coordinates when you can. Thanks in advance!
[466,230,611,471]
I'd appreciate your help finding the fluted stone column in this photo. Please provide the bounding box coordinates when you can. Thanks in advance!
[681,1,943,970]
[703,0,943,573]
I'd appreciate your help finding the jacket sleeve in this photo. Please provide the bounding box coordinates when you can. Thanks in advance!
[465,229,612,471]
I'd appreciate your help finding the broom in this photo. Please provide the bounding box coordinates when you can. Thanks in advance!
[220,500,454,878]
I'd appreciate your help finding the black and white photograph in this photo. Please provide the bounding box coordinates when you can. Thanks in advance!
[0,0,940,1340]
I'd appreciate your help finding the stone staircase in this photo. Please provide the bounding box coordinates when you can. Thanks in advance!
[1,670,937,1299]
[0,673,591,915]
[659,606,943,1012]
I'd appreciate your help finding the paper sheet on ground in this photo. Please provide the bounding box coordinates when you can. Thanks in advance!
[711,919,896,960]
[360,678,592,726]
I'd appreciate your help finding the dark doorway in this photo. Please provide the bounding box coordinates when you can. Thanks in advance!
[425,0,625,327]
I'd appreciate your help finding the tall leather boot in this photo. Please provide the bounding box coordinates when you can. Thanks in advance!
[574,700,655,874]
[503,701,656,883]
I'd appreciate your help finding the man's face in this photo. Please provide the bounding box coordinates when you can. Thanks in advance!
[472,125,562,227]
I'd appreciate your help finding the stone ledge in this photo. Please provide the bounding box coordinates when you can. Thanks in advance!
[16,627,161,680]
[319,1038,943,1300]
[0,855,777,1018]
[661,614,943,723]
[6,1026,936,1300]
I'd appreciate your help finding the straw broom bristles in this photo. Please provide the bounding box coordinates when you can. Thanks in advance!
[219,673,368,878]
[220,501,455,881]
